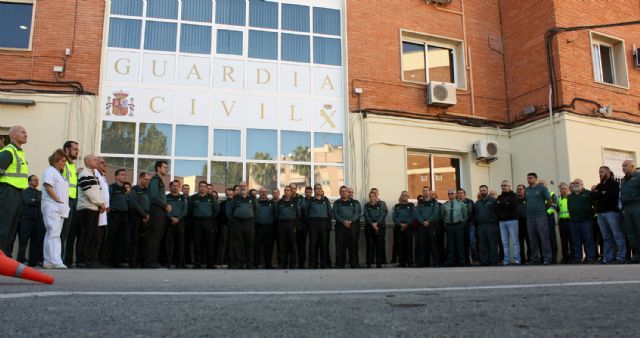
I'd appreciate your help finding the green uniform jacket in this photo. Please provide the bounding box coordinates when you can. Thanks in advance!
[255,199,276,224]
[568,189,594,222]
[189,193,219,218]
[277,198,299,221]
[227,195,257,220]
[306,197,332,219]
[148,174,167,209]
[166,193,188,220]
[441,200,468,224]
[474,197,498,225]
[621,172,640,206]
[109,183,129,212]
[130,185,150,218]
[392,203,415,226]
[333,199,360,224]
[416,199,441,224]
[364,201,386,225]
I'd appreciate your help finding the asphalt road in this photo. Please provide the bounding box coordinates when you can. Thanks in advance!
[2,265,640,337]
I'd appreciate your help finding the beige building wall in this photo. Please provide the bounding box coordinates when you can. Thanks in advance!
[0,92,99,179]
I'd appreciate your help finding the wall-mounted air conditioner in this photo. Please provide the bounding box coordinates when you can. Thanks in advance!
[473,140,499,162]
[427,81,457,107]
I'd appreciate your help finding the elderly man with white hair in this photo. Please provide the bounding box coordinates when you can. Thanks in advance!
[621,160,640,263]
[0,125,29,256]
[74,154,106,268]
[567,178,596,264]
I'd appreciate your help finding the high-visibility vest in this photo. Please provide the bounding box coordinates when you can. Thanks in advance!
[63,161,78,199]
[0,144,29,190]
[546,191,557,215]
[558,196,570,219]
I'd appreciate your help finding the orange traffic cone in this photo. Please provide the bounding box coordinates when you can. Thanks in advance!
[0,250,54,285]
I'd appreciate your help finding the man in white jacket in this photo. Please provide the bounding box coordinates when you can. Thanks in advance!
[95,157,110,266]
[74,154,106,268]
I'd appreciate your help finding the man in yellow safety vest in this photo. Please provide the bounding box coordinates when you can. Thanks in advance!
[61,141,79,267]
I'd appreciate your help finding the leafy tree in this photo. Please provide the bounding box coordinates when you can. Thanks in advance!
[139,124,169,155]
[101,122,135,154]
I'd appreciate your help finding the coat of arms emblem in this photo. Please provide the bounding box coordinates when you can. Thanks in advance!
[105,90,135,116]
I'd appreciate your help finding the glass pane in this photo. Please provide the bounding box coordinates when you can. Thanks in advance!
[432,156,460,201]
[280,131,310,161]
[427,45,454,83]
[213,129,241,157]
[313,37,341,66]
[247,163,277,191]
[0,2,32,49]
[402,42,426,82]
[144,21,177,52]
[281,34,310,63]
[216,29,243,55]
[181,0,212,22]
[175,125,208,157]
[406,152,430,200]
[210,161,243,192]
[174,160,208,187]
[139,123,172,156]
[249,0,277,29]
[247,129,277,160]
[137,158,171,187]
[103,157,134,185]
[215,0,246,26]
[314,165,344,198]
[600,45,614,84]
[101,121,135,154]
[313,7,340,36]
[313,133,343,163]
[110,0,143,16]
[180,24,211,54]
[282,4,309,32]
[592,44,603,82]
[146,0,178,19]
[248,30,277,60]
[108,18,142,49]
[280,164,310,194]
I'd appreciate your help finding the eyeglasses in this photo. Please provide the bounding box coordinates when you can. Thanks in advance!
[448,193,455,195]
[501,185,509,187]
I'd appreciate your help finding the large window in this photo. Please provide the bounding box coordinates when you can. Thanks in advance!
[603,148,635,180]
[401,31,464,88]
[0,0,35,50]
[591,32,629,88]
[407,151,461,201]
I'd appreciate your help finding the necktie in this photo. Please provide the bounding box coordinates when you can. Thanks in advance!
[450,203,454,223]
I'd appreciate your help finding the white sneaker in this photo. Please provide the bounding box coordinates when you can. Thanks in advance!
[53,264,68,269]
[42,262,55,269]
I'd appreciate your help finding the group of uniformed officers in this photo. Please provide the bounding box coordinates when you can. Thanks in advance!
[2,126,640,269]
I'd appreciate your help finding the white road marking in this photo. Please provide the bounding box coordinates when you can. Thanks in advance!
[2,280,640,299]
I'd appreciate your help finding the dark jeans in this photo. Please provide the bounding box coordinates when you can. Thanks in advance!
[558,218,573,262]
[254,222,275,268]
[192,217,214,267]
[277,220,297,268]
[103,210,128,266]
[548,214,558,264]
[415,222,440,267]
[75,209,100,266]
[0,184,23,257]
[446,222,465,266]
[571,220,596,262]
[518,217,531,264]
[308,218,329,268]
[477,223,499,265]
[396,226,413,267]
[365,223,385,266]
[17,216,45,265]
[165,219,185,267]
[336,221,359,268]
[231,218,255,267]
[62,198,77,265]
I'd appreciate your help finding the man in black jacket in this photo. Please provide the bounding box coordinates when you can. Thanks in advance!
[496,180,520,265]
[18,175,45,266]
[592,166,626,263]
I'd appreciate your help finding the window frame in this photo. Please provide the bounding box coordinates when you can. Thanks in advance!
[405,149,464,202]
[399,29,465,89]
[0,0,36,51]
[589,31,629,89]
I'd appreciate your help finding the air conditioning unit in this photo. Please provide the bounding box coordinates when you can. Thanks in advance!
[427,81,457,107]
[473,140,499,162]
[634,48,640,68]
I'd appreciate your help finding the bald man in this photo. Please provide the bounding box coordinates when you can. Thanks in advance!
[74,154,106,268]
[0,126,29,256]
[621,160,640,263]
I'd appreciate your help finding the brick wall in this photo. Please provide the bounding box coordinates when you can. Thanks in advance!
[0,0,105,94]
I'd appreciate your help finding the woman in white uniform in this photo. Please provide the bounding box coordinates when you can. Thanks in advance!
[41,149,70,269]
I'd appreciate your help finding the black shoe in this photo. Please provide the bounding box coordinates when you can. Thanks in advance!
[376,264,383,268]
[245,264,255,270]
[350,264,359,269]
[206,264,217,269]
[398,263,406,268]
[75,262,88,269]
[193,264,201,269]
[366,264,372,268]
